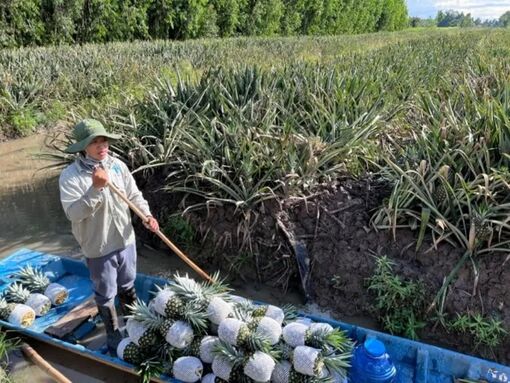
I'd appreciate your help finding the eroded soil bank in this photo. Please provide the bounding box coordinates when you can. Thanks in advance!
[140,174,510,365]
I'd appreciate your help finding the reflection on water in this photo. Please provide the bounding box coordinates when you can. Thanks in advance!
[0,172,78,259]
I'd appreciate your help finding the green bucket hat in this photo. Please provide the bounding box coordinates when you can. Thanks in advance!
[65,119,121,153]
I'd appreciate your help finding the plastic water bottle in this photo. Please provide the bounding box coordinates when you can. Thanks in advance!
[348,338,397,383]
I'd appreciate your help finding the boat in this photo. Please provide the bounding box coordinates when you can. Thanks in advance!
[0,248,509,383]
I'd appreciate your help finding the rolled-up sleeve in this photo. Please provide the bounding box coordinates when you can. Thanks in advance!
[59,172,104,222]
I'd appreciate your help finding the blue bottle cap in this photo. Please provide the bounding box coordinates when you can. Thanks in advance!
[364,338,386,357]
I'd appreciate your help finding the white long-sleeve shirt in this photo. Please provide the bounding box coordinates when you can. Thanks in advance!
[59,155,151,258]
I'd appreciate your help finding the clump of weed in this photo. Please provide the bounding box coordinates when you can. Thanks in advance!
[161,215,196,249]
[366,256,426,340]
[447,312,507,349]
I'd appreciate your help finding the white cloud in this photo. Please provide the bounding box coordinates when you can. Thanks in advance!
[406,0,510,19]
[435,0,510,19]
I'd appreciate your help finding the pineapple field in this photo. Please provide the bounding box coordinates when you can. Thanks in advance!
[2,27,510,368]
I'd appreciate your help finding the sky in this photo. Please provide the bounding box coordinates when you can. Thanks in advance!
[406,0,510,20]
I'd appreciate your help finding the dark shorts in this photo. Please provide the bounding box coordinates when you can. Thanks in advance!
[86,242,136,306]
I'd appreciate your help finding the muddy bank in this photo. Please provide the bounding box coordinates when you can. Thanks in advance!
[142,174,510,365]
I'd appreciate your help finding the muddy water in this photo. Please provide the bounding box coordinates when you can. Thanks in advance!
[0,134,375,382]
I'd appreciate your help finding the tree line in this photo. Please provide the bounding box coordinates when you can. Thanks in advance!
[0,0,408,48]
[410,10,510,28]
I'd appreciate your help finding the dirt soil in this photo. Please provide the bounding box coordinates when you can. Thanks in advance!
[139,174,510,366]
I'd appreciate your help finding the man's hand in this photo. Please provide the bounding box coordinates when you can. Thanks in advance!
[92,166,109,190]
[144,216,159,232]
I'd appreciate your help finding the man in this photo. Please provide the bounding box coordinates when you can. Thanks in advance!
[59,118,159,354]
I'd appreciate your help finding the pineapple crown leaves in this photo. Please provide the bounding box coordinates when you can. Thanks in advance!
[168,271,231,304]
[3,283,30,304]
[308,328,354,353]
[0,297,8,309]
[136,355,165,383]
[212,340,246,368]
[15,265,50,285]
[126,299,164,329]
[320,352,351,376]
[231,301,255,322]
[281,304,298,325]
[155,341,178,365]
[241,331,274,354]
[181,301,209,334]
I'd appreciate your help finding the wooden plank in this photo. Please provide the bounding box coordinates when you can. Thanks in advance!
[22,334,168,383]
[17,333,168,382]
[45,296,98,339]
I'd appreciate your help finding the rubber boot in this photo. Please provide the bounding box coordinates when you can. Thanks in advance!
[97,303,123,356]
[118,286,137,317]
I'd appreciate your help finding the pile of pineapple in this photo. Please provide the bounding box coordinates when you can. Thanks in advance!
[0,265,69,328]
[120,273,353,383]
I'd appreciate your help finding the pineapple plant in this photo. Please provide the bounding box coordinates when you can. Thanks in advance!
[172,356,203,382]
[0,297,36,327]
[282,322,352,352]
[15,265,68,305]
[3,282,51,316]
[116,338,144,364]
[292,346,350,378]
[212,341,276,383]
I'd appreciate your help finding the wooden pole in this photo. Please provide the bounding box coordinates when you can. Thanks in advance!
[21,343,72,383]
[106,181,213,283]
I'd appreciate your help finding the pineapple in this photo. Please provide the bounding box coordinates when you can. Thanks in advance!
[15,265,68,305]
[160,318,195,349]
[247,316,282,345]
[212,341,276,382]
[160,300,208,349]
[251,304,286,325]
[166,273,233,325]
[184,336,203,357]
[172,356,203,382]
[199,335,220,364]
[471,206,492,241]
[432,165,450,204]
[151,285,185,318]
[4,282,51,316]
[283,322,352,352]
[292,346,350,378]
[125,299,164,350]
[201,373,228,383]
[217,318,252,347]
[243,351,276,382]
[272,360,332,383]
[0,297,36,327]
[117,338,144,365]
[233,299,297,327]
